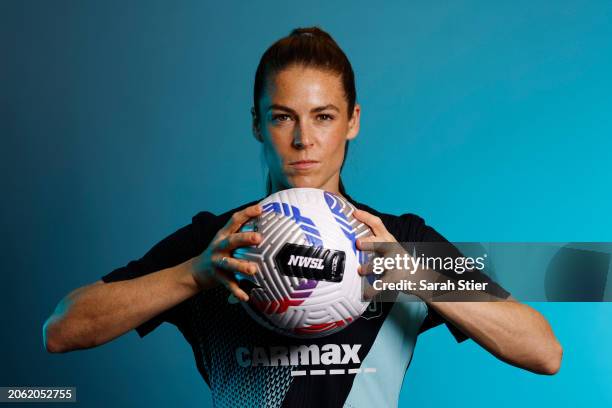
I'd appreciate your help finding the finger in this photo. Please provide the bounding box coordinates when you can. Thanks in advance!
[358,264,373,276]
[216,232,262,251]
[213,254,258,275]
[226,279,249,302]
[355,240,387,254]
[357,239,407,260]
[359,257,385,276]
[225,204,264,234]
[361,278,380,301]
[226,231,262,250]
[353,209,388,236]
[216,269,250,302]
[357,235,388,244]
[356,236,391,252]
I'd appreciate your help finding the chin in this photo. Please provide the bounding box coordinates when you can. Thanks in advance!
[287,177,322,190]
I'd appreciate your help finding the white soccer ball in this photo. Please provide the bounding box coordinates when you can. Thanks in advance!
[233,188,372,338]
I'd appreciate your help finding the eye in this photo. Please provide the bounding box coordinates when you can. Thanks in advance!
[272,113,292,122]
[317,113,334,121]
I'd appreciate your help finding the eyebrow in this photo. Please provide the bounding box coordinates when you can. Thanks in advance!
[266,104,340,114]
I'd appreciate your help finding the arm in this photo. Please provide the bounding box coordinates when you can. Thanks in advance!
[353,208,563,375]
[427,298,563,375]
[43,258,200,353]
[43,203,263,353]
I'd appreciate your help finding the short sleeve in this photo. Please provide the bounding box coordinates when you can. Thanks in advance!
[101,211,217,338]
[398,214,511,343]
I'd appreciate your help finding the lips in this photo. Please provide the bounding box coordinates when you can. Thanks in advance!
[289,160,320,170]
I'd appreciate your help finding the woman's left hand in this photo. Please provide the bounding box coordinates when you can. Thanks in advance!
[352,208,410,298]
[352,207,436,300]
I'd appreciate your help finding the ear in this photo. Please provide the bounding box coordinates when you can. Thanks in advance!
[346,103,361,141]
[251,107,263,142]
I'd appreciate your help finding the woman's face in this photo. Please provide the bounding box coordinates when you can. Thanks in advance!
[253,65,360,195]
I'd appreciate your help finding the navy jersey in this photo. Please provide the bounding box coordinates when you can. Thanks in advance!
[101,193,507,407]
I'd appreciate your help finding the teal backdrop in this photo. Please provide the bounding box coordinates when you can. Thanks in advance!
[2,0,611,406]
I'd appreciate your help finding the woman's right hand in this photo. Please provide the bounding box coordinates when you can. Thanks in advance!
[191,204,263,301]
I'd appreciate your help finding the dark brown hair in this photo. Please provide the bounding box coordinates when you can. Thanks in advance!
[253,26,356,196]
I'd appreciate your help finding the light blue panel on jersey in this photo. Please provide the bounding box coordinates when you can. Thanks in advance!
[344,294,428,408]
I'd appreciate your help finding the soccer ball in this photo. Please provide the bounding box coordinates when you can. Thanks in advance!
[233,188,372,338]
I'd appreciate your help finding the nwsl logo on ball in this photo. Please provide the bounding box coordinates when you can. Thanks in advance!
[287,255,325,270]
[276,243,345,282]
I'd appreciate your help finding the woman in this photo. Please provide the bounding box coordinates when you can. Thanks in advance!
[44,27,562,407]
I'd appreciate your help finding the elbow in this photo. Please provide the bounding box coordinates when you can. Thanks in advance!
[43,318,68,353]
[503,336,563,375]
[43,314,91,354]
[535,340,563,375]
[45,339,66,354]
[44,285,106,353]
[43,316,103,353]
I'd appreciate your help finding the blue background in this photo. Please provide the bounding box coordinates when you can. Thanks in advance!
[2,0,611,406]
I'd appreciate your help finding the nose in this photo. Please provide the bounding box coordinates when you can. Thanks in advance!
[292,123,313,149]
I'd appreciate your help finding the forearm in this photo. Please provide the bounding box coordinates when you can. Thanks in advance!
[407,261,563,374]
[428,299,563,374]
[352,210,563,375]
[44,257,201,352]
